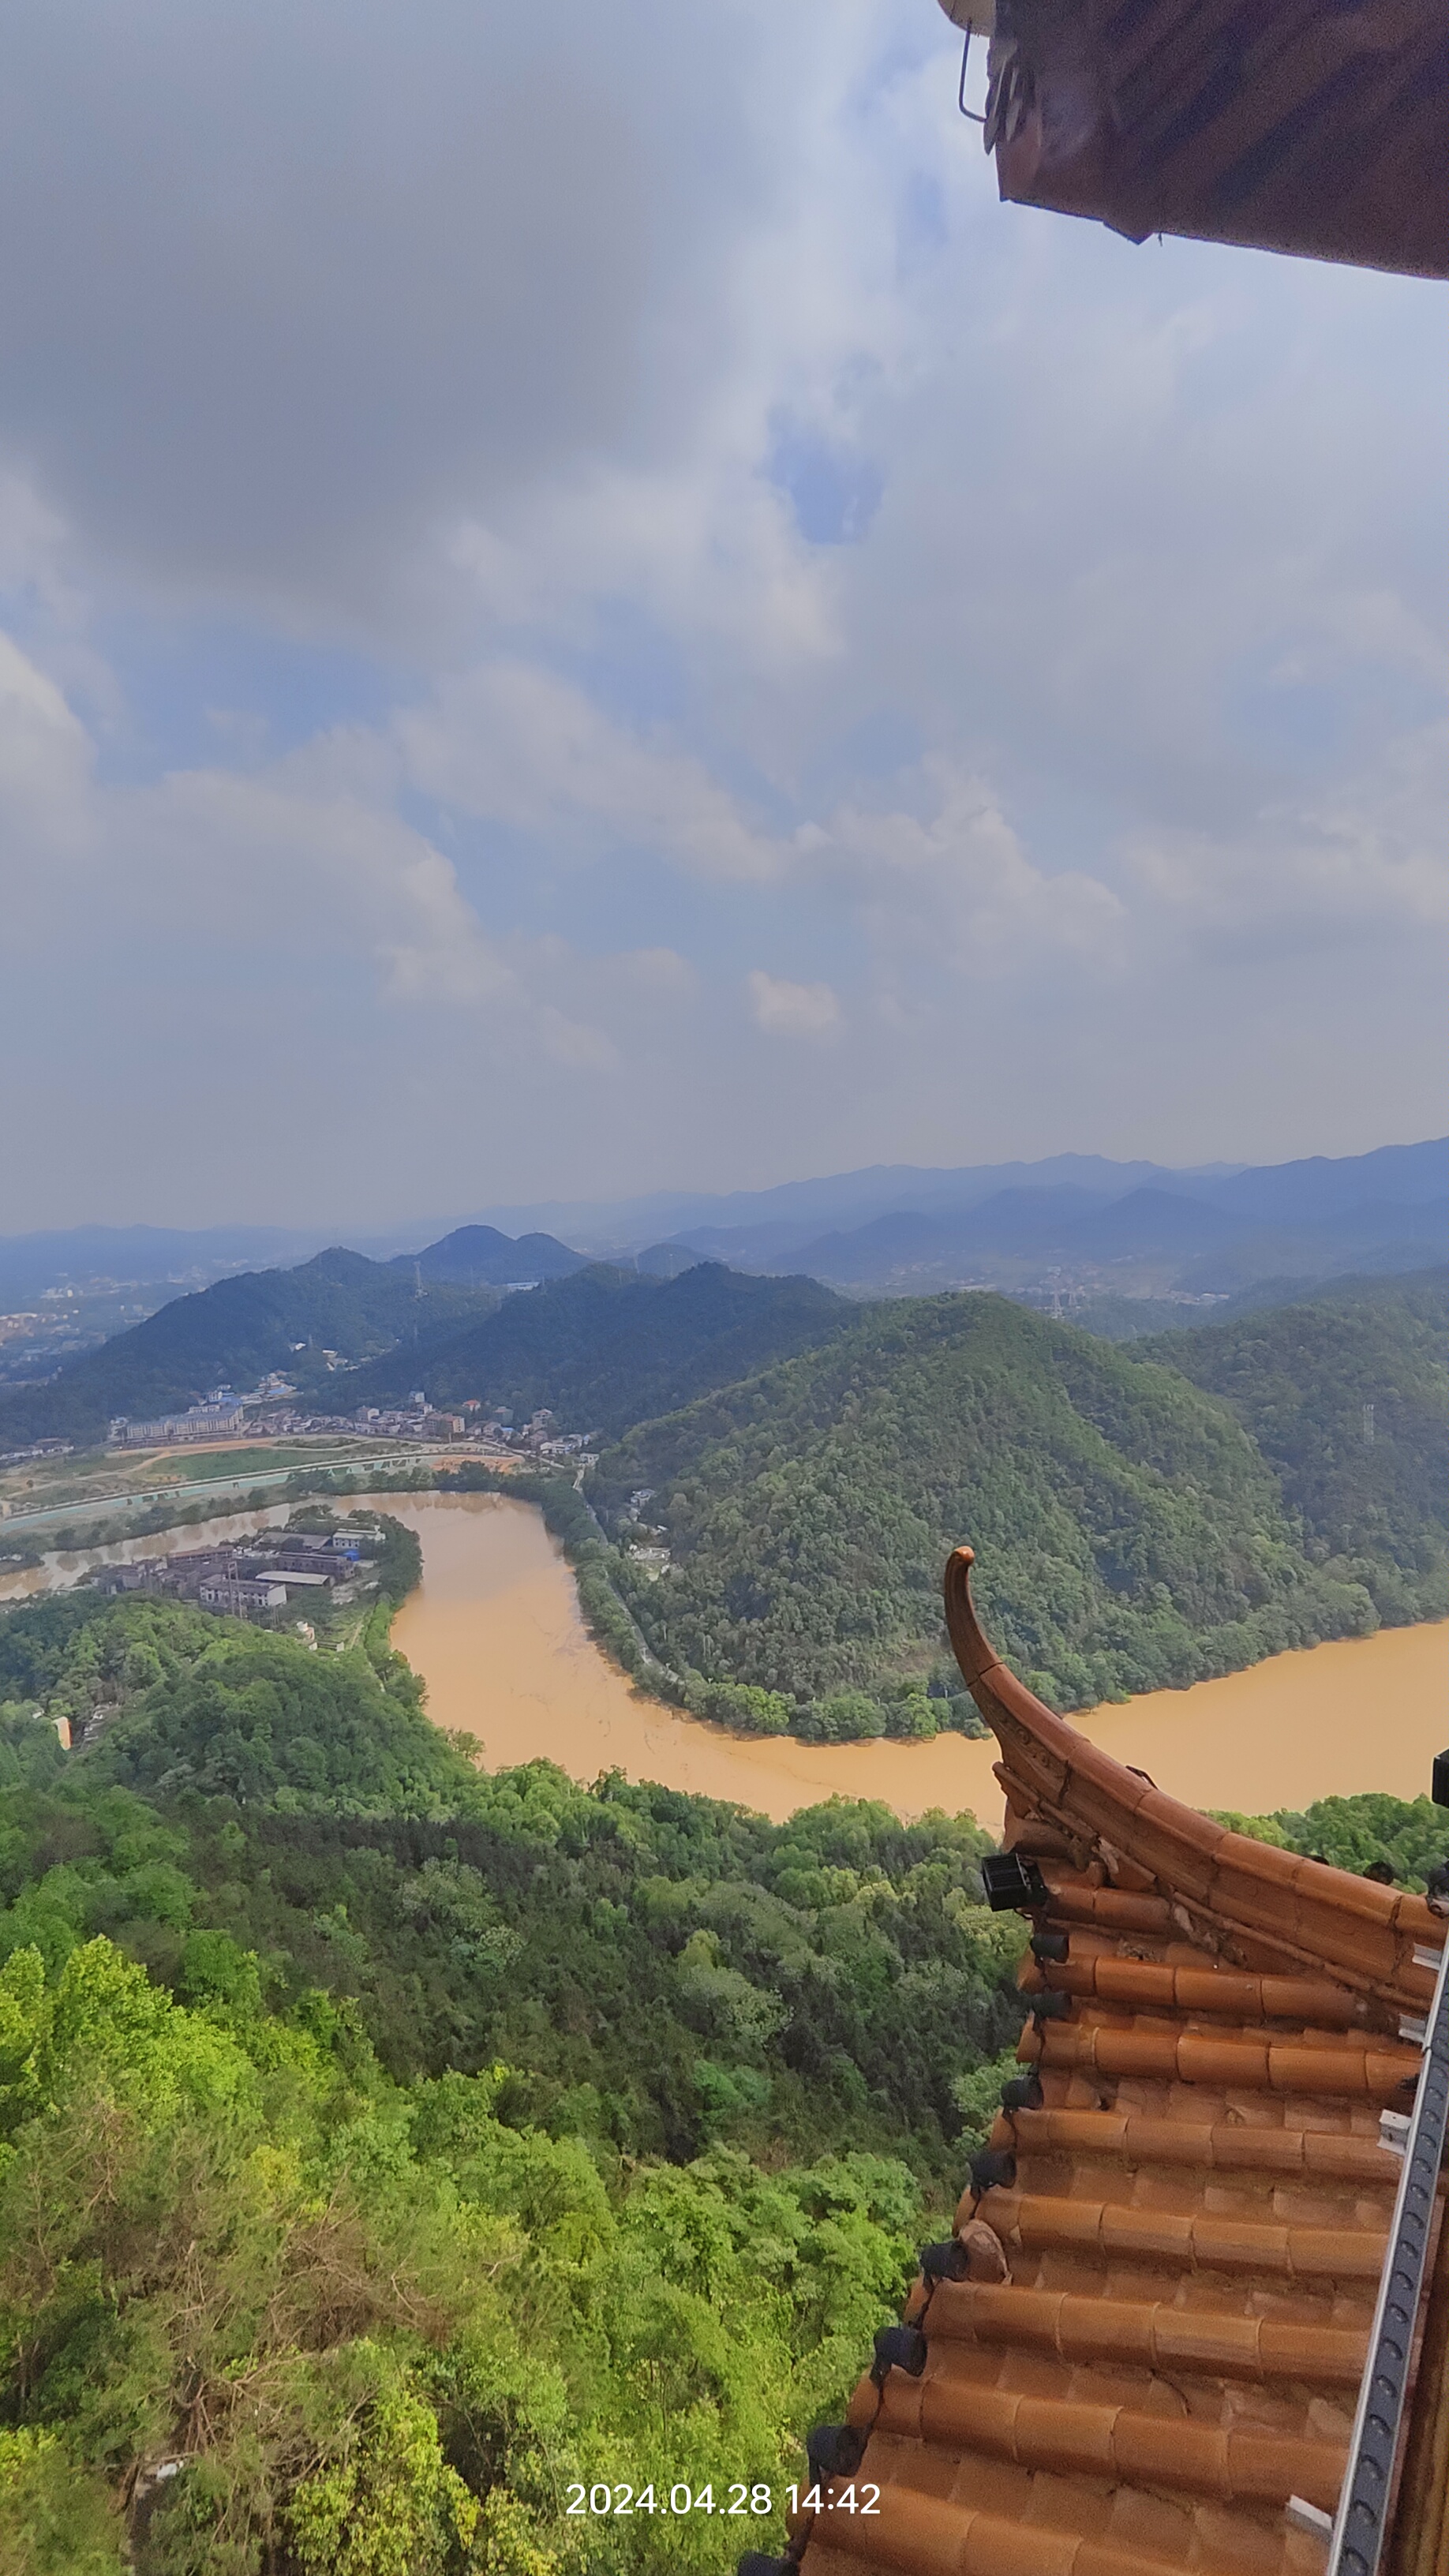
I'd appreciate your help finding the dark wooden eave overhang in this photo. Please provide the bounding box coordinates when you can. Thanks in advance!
[940,0,1449,279]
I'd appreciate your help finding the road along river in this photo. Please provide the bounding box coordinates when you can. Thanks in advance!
[5,1488,1446,1830]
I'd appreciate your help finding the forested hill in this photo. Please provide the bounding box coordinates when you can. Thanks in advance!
[333,1258,852,1436]
[390,1220,586,1286]
[592,1290,1413,1727]
[1,1244,847,1456]
[1139,1267,1449,1621]
[0,1247,501,1449]
[0,1584,1020,2570]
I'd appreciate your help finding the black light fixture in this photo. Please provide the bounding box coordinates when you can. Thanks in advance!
[1030,1928,1070,1965]
[1001,2071,1045,2113]
[1031,1990,1073,2022]
[807,2424,865,2484]
[1433,1750,1449,1809]
[970,2146,1017,2194]
[981,1852,1050,1911]
[919,2237,972,2283]
[872,2323,929,2381]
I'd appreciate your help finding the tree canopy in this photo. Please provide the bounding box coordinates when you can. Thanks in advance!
[590,1290,1396,1726]
[1140,1269,1449,1623]
[331,1262,852,1439]
[0,1582,1025,2572]
[0,1250,496,1448]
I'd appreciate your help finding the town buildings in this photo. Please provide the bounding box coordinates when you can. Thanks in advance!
[109,1391,249,1446]
[93,1525,382,1624]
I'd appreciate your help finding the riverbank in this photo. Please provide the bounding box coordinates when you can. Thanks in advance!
[5,1484,1446,1829]
[378,1492,1449,1828]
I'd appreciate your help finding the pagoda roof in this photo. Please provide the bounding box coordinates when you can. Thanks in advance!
[942,0,1449,279]
[791,1547,1447,2576]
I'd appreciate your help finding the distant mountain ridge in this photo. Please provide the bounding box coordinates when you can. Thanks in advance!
[2,1140,1442,1448]
[0,1238,848,1454]
[470,1154,1239,1258]
[391,1225,586,1288]
[466,1138,1446,1260]
[6,1139,1440,1297]
[332,1261,852,1439]
[708,1144,1448,1297]
[0,1219,591,1447]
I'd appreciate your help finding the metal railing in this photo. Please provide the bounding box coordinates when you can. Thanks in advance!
[1325,1929,1449,2576]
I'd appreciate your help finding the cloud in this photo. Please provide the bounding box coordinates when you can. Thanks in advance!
[1128,719,1449,945]
[398,663,787,881]
[816,762,1127,972]
[0,0,868,634]
[0,631,92,823]
[747,968,842,1037]
[0,0,1443,1225]
[0,653,637,1087]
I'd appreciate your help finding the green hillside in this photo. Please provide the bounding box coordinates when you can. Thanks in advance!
[336,1259,852,1436]
[1223,1788,1449,1887]
[591,1291,1383,1730]
[0,1585,1019,2572]
[0,1249,495,1449]
[1138,1270,1449,1622]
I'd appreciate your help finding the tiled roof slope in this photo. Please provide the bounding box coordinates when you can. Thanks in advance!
[792,1548,1443,2576]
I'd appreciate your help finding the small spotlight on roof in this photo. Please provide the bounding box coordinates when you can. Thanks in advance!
[981,1852,1049,1911]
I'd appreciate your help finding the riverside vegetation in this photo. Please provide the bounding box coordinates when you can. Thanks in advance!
[584,1274,1448,1740]
[0,1581,1023,2575]
[9,1268,1442,1748]
[0,1257,1441,2567]
[2,1576,1447,2572]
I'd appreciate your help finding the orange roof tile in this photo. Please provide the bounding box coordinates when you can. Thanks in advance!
[785,1548,1445,2576]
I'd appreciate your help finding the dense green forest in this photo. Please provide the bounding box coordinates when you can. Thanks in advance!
[589,1291,1387,1731]
[330,1263,852,1439]
[1220,1789,1449,1887]
[0,1586,1022,2573]
[0,1253,848,1463]
[1141,1268,1449,1623]
[2,1219,1442,2562]
[12,1266,1439,1759]
[0,1252,497,1450]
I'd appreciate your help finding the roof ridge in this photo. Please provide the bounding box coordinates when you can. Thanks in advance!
[943,1544,1442,2011]
[785,1549,1441,2576]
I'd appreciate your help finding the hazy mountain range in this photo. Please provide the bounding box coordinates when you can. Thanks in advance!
[639,1138,1447,1299]
[0,1144,1443,1396]
[473,1137,1445,1255]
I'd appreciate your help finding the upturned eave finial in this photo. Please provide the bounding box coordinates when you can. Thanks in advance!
[942,1544,1004,1691]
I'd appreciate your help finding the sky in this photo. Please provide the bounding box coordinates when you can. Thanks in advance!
[2,0,1445,1234]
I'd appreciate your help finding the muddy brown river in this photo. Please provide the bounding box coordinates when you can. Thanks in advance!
[379,1492,1447,1828]
[6,1488,1446,1829]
